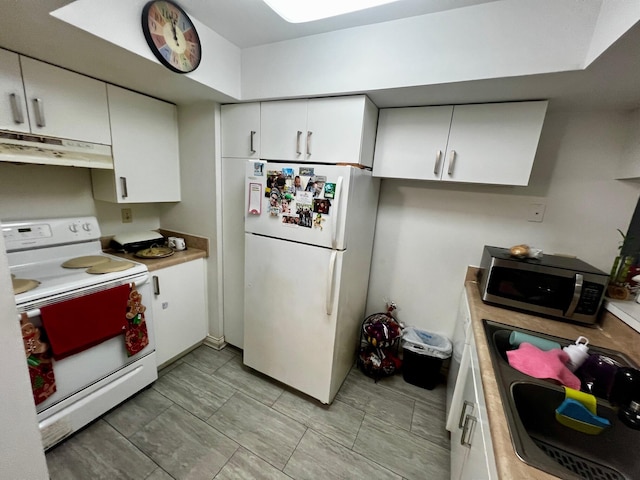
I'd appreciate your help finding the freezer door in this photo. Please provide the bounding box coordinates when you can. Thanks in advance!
[243,233,342,404]
[245,161,352,250]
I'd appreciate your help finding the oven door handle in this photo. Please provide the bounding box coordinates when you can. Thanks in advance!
[565,273,583,317]
[18,308,41,321]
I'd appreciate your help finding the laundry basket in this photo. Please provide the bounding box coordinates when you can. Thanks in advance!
[402,327,452,390]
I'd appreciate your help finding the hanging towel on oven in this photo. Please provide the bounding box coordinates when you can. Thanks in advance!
[40,284,131,360]
[124,284,149,357]
[21,313,56,405]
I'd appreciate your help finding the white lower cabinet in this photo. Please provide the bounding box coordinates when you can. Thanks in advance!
[151,259,208,367]
[449,335,497,480]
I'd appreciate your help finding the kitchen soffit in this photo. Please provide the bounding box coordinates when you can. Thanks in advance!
[5,0,640,110]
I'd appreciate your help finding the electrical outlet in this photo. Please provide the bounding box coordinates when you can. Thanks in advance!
[121,208,133,223]
[528,203,546,223]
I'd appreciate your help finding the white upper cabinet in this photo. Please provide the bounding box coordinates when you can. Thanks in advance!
[91,85,180,203]
[0,49,30,133]
[373,101,548,186]
[260,99,307,161]
[260,96,378,167]
[372,105,453,180]
[19,56,111,144]
[221,103,260,158]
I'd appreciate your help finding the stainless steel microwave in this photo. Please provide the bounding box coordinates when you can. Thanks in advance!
[477,246,609,325]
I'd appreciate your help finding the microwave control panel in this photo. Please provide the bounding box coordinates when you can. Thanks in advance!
[575,282,606,315]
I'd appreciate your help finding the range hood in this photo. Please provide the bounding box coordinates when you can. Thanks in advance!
[0,131,113,169]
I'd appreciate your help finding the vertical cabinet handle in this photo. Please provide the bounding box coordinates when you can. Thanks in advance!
[250,130,256,154]
[461,414,477,447]
[152,275,160,295]
[326,251,337,315]
[433,150,442,175]
[296,130,302,155]
[32,98,45,127]
[306,131,312,156]
[458,400,474,428]
[120,177,129,199]
[447,150,456,175]
[9,93,24,124]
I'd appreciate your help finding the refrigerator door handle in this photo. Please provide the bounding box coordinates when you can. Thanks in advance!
[331,176,344,249]
[326,250,337,315]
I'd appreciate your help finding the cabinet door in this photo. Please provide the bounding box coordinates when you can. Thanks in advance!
[99,84,180,203]
[449,343,473,480]
[221,103,260,158]
[260,99,307,161]
[0,49,29,133]
[306,96,368,164]
[221,157,246,348]
[372,106,453,179]
[442,101,548,186]
[20,56,111,144]
[459,347,497,480]
[152,260,208,367]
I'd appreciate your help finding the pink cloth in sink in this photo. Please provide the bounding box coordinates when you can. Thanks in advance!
[506,342,581,390]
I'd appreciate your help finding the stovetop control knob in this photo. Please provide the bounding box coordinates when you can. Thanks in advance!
[69,223,78,233]
[82,222,92,232]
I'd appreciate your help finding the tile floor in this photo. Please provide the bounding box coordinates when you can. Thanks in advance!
[45,345,451,480]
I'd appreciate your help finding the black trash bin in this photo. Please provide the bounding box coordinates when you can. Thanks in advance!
[402,327,452,390]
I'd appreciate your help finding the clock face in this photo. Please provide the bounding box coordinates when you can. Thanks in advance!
[142,0,201,74]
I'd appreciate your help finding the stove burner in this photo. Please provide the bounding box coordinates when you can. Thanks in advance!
[13,278,40,295]
[86,261,136,274]
[62,256,111,269]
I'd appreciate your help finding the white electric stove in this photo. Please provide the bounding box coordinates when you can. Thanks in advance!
[3,216,157,450]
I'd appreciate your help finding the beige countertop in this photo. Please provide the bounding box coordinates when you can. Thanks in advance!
[465,274,640,480]
[102,229,209,271]
[107,247,207,271]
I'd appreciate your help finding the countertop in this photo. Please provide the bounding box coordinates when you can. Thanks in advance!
[106,247,207,272]
[102,229,209,272]
[465,275,640,480]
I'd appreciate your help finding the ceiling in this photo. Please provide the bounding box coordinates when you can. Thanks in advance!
[183,0,498,48]
[1,0,639,112]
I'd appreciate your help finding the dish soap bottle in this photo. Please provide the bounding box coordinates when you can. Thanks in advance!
[563,336,589,372]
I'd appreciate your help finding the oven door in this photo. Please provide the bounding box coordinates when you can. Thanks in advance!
[17,273,156,420]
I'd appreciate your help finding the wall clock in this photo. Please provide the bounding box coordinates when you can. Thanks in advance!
[141,0,202,74]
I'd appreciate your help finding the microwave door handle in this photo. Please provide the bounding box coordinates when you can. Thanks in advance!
[565,273,583,317]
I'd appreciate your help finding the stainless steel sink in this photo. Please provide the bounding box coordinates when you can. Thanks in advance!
[483,319,640,480]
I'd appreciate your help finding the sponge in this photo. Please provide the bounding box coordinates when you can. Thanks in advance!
[556,398,610,435]
[509,331,562,351]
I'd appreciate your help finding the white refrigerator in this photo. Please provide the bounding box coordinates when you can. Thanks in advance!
[244,160,380,404]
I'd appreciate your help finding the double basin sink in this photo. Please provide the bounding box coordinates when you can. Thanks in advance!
[483,319,640,480]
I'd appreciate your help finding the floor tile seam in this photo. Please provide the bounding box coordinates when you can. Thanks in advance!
[182,354,234,376]
[98,419,167,478]
[358,410,450,455]
[308,424,403,479]
[143,466,176,480]
[163,401,251,471]
[281,426,309,474]
[154,365,240,410]
[412,395,447,413]
[349,405,367,450]
[203,387,239,423]
[208,371,283,407]
[375,378,446,405]
[110,392,177,440]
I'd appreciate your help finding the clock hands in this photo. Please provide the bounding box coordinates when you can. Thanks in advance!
[171,18,179,45]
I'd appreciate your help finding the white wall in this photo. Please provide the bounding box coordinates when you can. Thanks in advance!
[366,110,640,338]
[585,0,640,65]
[241,0,601,99]
[51,0,242,99]
[0,163,161,234]
[159,102,221,339]
[0,233,49,479]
